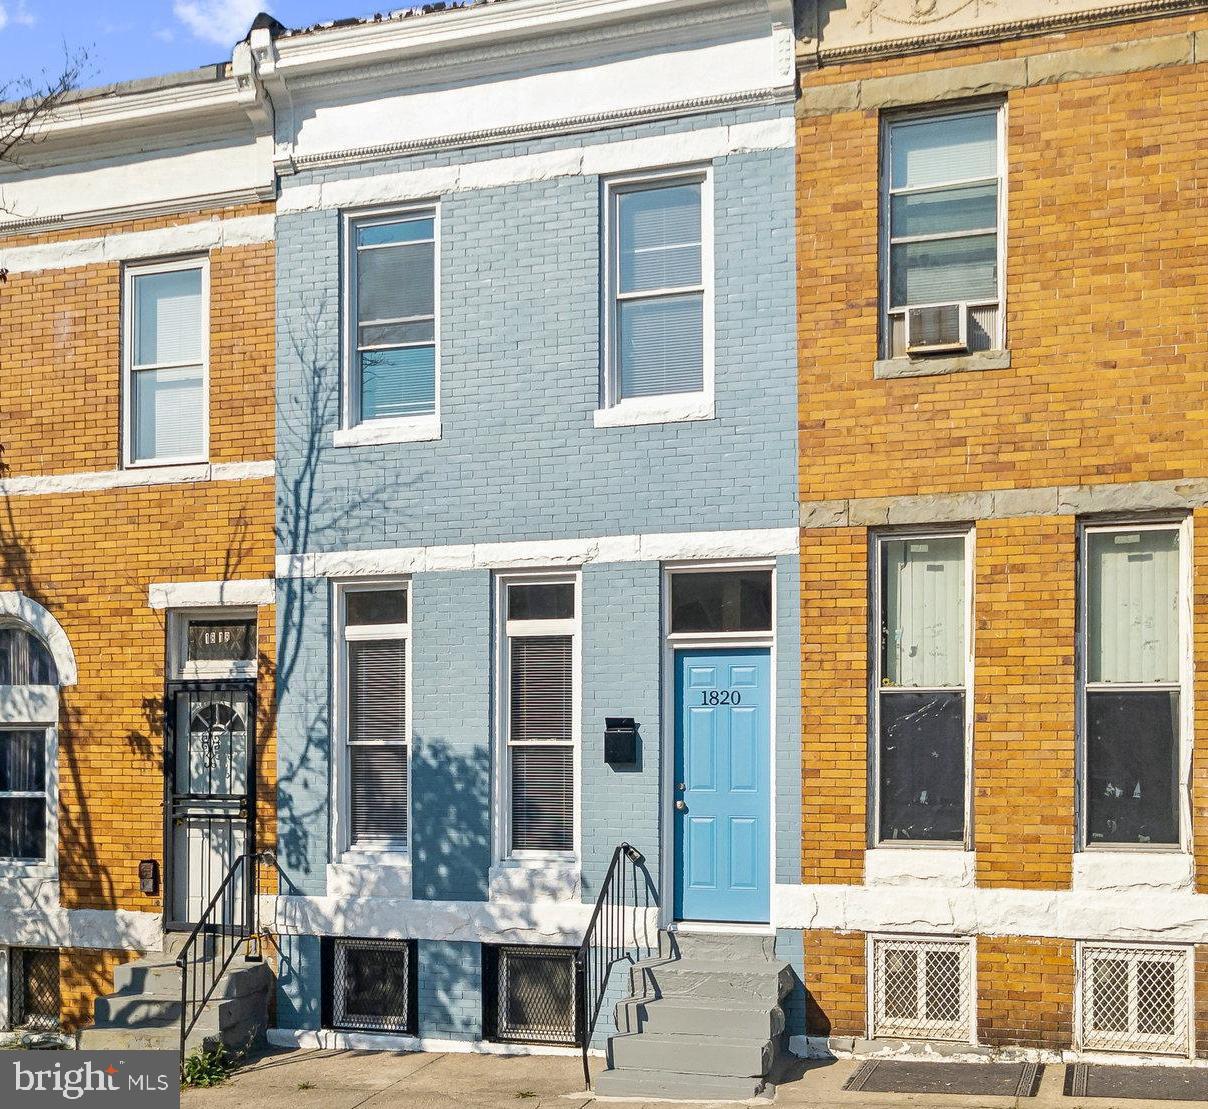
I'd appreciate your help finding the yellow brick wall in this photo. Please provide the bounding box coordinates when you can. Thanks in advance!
[977,936,1075,1051]
[803,929,866,1038]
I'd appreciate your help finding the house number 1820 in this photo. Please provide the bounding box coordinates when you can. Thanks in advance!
[700,690,741,706]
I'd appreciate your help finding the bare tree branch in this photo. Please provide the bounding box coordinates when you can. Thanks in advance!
[0,44,91,166]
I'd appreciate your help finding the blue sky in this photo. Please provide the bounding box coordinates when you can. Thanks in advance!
[0,1,392,89]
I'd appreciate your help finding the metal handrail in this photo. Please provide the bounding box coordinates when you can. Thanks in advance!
[574,842,645,1091]
[176,849,279,1062]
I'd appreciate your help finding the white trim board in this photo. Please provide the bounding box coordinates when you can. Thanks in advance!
[278,527,798,579]
[0,460,273,498]
[148,579,276,610]
[0,899,162,951]
[0,214,275,276]
[267,1027,600,1058]
[277,118,794,215]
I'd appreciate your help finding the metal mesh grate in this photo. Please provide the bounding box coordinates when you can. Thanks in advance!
[1081,944,1191,1056]
[10,947,60,1031]
[872,937,972,1042]
[497,946,577,1045]
[333,939,412,1032]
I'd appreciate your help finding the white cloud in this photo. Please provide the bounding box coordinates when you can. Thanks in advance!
[173,0,267,46]
[154,27,177,43]
[0,1,37,30]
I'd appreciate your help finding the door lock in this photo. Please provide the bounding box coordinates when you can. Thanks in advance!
[677,782,686,791]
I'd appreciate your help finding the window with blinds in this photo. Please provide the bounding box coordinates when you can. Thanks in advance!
[503,580,577,855]
[349,212,437,424]
[1083,525,1183,846]
[883,107,1003,357]
[608,175,708,402]
[875,532,969,844]
[125,261,207,464]
[343,587,409,850]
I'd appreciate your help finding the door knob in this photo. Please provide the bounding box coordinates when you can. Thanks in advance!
[675,800,687,811]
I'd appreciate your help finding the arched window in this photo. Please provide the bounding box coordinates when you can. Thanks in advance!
[0,626,58,686]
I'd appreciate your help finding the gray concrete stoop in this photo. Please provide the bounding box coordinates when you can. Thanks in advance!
[79,932,272,1054]
[594,930,792,1101]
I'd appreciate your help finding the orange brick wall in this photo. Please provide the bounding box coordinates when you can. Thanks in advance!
[59,949,139,1034]
[978,936,1075,1051]
[803,929,866,1038]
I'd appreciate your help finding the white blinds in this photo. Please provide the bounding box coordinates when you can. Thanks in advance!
[882,536,966,688]
[347,637,408,846]
[891,113,998,190]
[350,745,409,846]
[133,366,204,461]
[134,269,203,365]
[1087,529,1180,684]
[509,636,573,744]
[510,746,573,853]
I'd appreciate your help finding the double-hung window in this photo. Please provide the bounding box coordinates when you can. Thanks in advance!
[1082,523,1185,848]
[883,106,1004,357]
[874,531,971,843]
[346,210,438,429]
[604,172,711,411]
[341,586,410,852]
[501,578,578,857]
[123,259,208,465]
[0,730,47,861]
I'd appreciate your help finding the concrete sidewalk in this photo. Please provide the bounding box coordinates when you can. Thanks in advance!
[180,1047,1195,1109]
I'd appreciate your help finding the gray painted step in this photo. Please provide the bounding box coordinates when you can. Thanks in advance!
[609,1031,773,1078]
[661,931,778,963]
[93,987,265,1032]
[617,994,785,1039]
[114,957,269,998]
[593,1068,766,1101]
[629,957,793,1004]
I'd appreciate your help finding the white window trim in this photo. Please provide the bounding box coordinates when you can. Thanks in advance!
[1076,517,1192,853]
[340,205,441,443]
[491,570,582,871]
[168,608,258,682]
[870,527,975,851]
[599,166,715,424]
[0,725,58,880]
[879,102,1008,359]
[331,579,413,874]
[866,933,978,1045]
[121,255,210,469]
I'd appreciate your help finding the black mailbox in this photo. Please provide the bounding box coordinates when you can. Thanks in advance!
[138,859,159,896]
[604,718,639,768]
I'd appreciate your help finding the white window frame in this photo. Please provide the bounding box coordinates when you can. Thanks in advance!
[0,726,56,874]
[868,934,977,1044]
[880,102,1007,358]
[1077,517,1192,853]
[597,166,715,427]
[121,256,210,469]
[168,608,258,682]
[338,205,441,447]
[870,527,975,850]
[492,570,581,865]
[331,579,412,862]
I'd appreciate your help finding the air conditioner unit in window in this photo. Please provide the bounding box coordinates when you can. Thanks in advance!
[906,303,968,355]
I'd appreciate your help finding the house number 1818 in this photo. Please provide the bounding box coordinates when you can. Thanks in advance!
[700,690,741,705]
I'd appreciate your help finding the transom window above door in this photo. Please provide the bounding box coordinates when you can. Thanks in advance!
[668,570,772,636]
[171,611,257,681]
[345,210,438,432]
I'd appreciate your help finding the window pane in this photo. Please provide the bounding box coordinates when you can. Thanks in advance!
[350,744,408,846]
[359,347,436,420]
[508,584,574,621]
[0,731,45,792]
[1086,690,1178,846]
[510,637,573,744]
[881,537,965,688]
[618,293,704,398]
[890,234,998,307]
[1087,529,1180,684]
[347,590,408,627]
[1090,959,1130,1033]
[132,366,204,461]
[0,629,56,685]
[186,619,255,664]
[924,949,962,1023]
[511,745,573,852]
[884,948,918,1020]
[134,268,203,366]
[890,112,998,190]
[619,183,702,293]
[670,571,773,634]
[359,320,435,348]
[348,640,406,744]
[357,239,435,325]
[357,218,433,248]
[0,797,45,859]
[891,183,998,239]
[878,691,965,842]
[337,941,410,1028]
[500,948,576,1042]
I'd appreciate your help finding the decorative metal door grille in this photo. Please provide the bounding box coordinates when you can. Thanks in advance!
[872,937,972,1041]
[333,939,413,1033]
[1080,944,1191,1056]
[497,946,578,1045]
[9,947,60,1031]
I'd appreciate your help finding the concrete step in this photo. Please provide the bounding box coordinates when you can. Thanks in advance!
[660,929,778,963]
[94,986,266,1032]
[629,957,793,1004]
[616,993,785,1039]
[609,1031,774,1078]
[114,957,270,998]
[593,1067,765,1101]
[80,1010,265,1054]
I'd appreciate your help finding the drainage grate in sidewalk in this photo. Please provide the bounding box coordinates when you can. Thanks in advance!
[1064,1063,1208,1102]
[843,1059,1042,1097]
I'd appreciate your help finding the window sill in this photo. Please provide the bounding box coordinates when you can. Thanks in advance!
[489,858,580,903]
[873,350,1011,380]
[332,416,441,448]
[0,860,56,880]
[594,396,713,428]
[1073,849,1192,893]
[125,456,209,470]
[865,846,975,888]
[327,851,412,899]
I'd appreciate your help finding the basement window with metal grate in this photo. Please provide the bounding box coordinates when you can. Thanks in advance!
[1080,944,1192,1057]
[483,945,580,1046]
[323,938,417,1034]
[9,947,60,1032]
[871,937,972,1042]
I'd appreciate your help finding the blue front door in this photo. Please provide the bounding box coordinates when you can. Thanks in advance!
[673,648,771,923]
